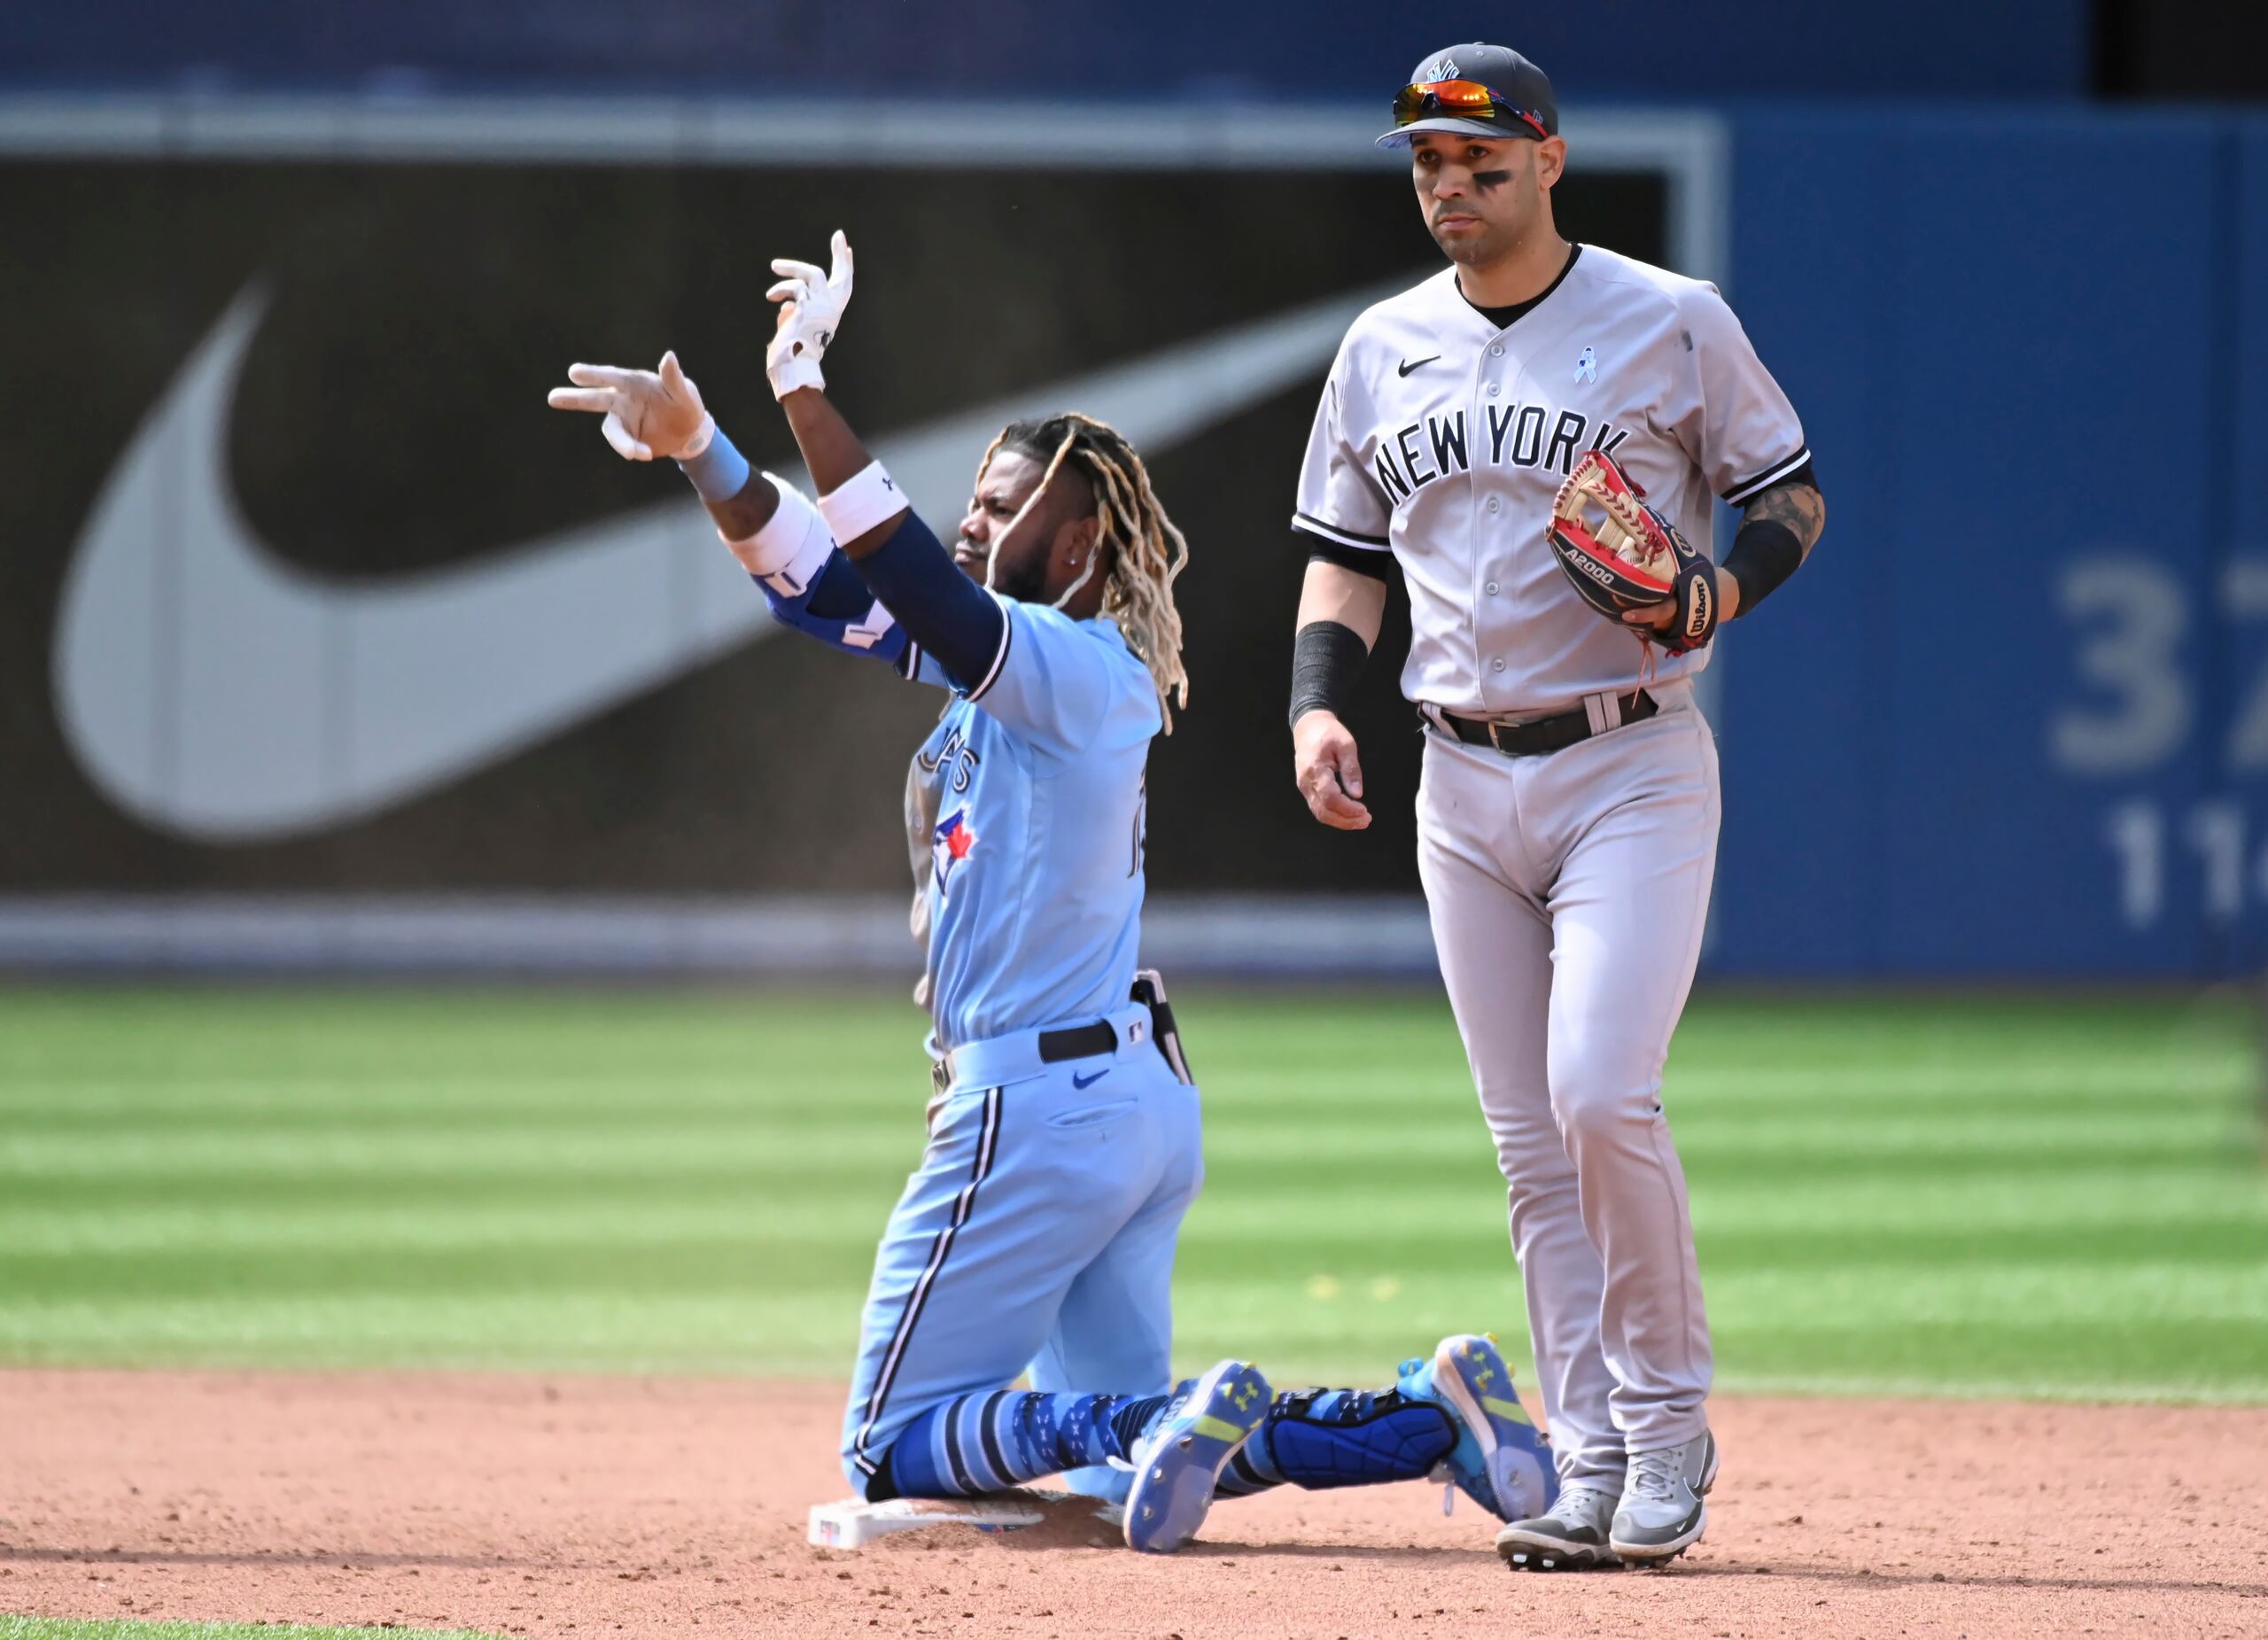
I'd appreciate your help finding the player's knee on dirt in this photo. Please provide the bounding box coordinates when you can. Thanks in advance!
[854,1445,902,1504]
[1248,1387,1456,1489]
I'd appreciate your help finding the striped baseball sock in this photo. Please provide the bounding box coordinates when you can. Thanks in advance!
[1211,1434,1285,1498]
[885,1389,1172,1498]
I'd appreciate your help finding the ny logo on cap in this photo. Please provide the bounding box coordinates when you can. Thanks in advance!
[1421,55,1460,81]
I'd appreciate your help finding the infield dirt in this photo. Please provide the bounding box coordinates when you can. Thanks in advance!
[3,1371,2263,1639]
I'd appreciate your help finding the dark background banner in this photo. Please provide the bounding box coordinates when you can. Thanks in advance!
[0,156,1667,896]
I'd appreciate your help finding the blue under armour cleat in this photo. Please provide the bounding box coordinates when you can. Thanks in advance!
[1397,1333,1558,1523]
[1123,1358,1273,1554]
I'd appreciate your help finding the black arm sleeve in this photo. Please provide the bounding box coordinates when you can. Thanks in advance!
[851,509,1007,690]
[1289,620,1371,729]
[1720,517,1804,613]
[1720,470,1821,617]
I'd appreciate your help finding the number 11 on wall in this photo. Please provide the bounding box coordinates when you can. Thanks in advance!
[2103,799,2260,929]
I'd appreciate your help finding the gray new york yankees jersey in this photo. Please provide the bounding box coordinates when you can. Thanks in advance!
[1293,245,1807,716]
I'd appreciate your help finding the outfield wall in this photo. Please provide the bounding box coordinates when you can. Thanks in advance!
[0,97,2262,979]
[1713,111,2268,978]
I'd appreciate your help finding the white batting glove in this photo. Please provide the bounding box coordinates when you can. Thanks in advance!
[547,350,715,462]
[765,229,853,399]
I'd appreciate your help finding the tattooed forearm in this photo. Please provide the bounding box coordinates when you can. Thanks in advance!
[1742,478,1826,557]
[1718,478,1825,618]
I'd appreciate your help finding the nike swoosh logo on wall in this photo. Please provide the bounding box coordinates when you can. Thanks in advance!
[54,273,1418,843]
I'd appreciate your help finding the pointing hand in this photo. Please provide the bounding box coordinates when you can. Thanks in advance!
[547,351,711,462]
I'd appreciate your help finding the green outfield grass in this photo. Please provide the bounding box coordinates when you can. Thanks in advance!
[0,1621,499,1640]
[0,986,2263,1402]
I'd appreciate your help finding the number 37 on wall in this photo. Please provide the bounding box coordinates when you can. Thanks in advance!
[2054,556,2268,929]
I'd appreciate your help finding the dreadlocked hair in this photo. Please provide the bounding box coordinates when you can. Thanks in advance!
[977,412,1192,731]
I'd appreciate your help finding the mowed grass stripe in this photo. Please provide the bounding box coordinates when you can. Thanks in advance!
[11,1164,2260,1254]
[0,987,2260,1401]
[0,1292,866,1374]
[16,1220,2260,1304]
[1,1106,2241,1177]
[2,1081,2238,1137]
[7,1138,2251,1210]
[3,1206,2260,1281]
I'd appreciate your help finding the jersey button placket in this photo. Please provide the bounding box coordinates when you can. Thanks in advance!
[1475,339,1517,710]
[1486,335,1546,711]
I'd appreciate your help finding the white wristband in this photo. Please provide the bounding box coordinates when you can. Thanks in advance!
[768,352,825,400]
[722,474,833,594]
[816,460,910,545]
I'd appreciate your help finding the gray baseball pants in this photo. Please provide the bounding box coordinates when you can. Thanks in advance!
[1416,678,1719,1488]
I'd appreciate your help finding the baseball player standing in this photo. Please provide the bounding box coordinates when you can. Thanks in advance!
[1287,46,1826,1569]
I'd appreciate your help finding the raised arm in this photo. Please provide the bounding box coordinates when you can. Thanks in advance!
[761,236,1006,688]
[547,348,920,672]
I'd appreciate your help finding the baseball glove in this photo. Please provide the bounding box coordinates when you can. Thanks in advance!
[1547,449,1720,656]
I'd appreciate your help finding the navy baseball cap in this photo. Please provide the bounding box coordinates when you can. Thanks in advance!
[1377,43,1558,149]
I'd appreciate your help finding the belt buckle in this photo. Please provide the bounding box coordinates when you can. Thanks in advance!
[1488,720,1517,755]
[930,1058,951,1097]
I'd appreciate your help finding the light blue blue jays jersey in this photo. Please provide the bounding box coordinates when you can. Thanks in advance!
[743,518,1160,1053]
[910,602,1159,1051]
[726,486,1194,1504]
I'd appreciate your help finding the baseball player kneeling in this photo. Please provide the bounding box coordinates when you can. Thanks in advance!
[1288,45,1827,1569]
[552,236,1556,1552]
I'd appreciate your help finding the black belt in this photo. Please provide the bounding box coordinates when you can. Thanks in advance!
[928,972,1194,1099]
[932,1022,1114,1096]
[1433,690,1658,758]
[1037,1022,1118,1062]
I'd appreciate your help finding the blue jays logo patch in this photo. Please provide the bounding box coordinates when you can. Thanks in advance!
[932,808,977,898]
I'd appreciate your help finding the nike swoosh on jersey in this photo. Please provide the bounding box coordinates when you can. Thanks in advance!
[1071,1069,1111,1089]
[55,273,1418,843]
[1397,354,1441,377]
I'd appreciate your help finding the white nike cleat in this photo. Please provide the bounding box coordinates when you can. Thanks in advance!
[1495,1480,1623,1572]
[1610,1429,1719,1566]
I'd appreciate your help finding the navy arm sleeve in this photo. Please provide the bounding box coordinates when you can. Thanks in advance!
[804,550,878,623]
[853,509,1008,692]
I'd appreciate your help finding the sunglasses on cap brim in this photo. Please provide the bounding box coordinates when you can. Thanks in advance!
[1391,80,1549,140]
